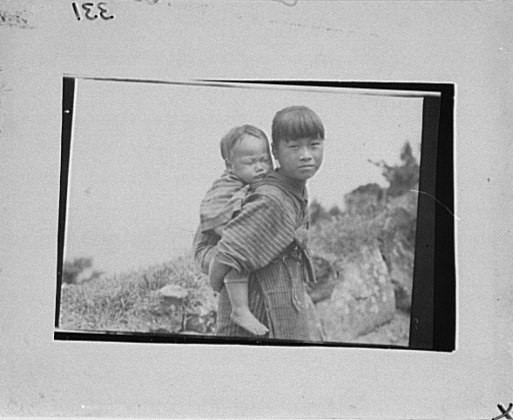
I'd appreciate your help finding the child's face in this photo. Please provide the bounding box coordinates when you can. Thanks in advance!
[273,136,324,182]
[227,134,272,184]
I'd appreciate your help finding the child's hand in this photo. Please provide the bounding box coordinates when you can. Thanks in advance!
[294,226,309,249]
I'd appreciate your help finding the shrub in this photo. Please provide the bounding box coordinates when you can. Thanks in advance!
[309,212,383,264]
[62,257,94,284]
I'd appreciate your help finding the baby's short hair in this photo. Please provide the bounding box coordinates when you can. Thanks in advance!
[272,106,325,146]
[220,125,269,161]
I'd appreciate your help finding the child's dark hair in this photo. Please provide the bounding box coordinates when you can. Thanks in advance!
[272,106,325,146]
[220,125,270,161]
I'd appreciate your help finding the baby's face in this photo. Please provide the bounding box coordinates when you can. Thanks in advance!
[228,134,272,184]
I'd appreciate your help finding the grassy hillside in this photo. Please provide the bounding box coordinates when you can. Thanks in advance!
[59,255,216,334]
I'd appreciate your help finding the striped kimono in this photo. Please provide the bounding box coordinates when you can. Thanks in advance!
[193,171,249,275]
[199,170,249,233]
[210,170,316,340]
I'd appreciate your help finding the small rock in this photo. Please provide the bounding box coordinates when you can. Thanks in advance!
[158,285,189,309]
[182,310,217,334]
[158,284,189,300]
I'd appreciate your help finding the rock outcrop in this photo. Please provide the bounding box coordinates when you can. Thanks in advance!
[304,292,325,341]
[378,198,416,312]
[314,245,396,341]
[307,254,338,303]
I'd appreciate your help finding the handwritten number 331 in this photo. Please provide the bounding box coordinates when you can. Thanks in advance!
[72,2,114,21]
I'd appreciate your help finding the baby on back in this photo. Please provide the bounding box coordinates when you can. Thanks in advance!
[194,125,273,335]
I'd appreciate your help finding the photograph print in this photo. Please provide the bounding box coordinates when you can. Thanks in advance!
[56,77,454,350]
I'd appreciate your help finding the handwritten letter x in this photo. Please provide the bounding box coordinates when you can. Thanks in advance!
[493,403,513,420]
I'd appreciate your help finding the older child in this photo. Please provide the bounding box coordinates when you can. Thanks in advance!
[209,106,325,340]
[193,125,273,335]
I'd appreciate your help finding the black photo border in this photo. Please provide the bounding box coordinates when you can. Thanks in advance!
[55,77,455,352]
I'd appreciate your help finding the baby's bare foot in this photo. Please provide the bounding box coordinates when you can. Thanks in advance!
[230,307,269,336]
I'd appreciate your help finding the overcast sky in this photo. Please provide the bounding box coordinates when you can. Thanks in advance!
[64,79,423,275]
